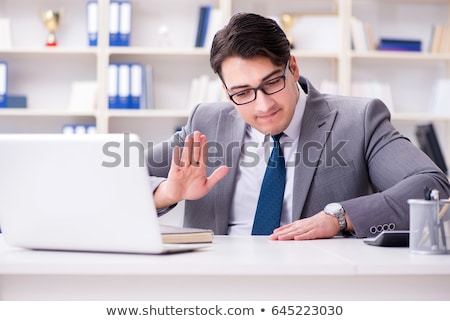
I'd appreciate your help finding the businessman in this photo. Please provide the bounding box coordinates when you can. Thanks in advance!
[147,12,450,240]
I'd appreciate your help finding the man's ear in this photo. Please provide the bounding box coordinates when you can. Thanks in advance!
[289,56,300,78]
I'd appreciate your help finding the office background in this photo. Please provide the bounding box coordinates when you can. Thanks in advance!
[1,0,450,226]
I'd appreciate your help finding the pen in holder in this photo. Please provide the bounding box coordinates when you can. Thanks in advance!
[408,199,450,255]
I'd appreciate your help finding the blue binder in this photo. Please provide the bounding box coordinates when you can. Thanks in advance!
[87,0,98,47]
[129,63,143,109]
[118,63,131,108]
[109,1,120,46]
[0,61,7,108]
[108,64,120,109]
[195,6,211,47]
[118,0,131,46]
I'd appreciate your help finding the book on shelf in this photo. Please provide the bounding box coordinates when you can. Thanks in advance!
[350,17,376,52]
[118,0,131,46]
[187,74,225,109]
[194,5,223,48]
[118,63,131,108]
[0,61,7,108]
[109,0,131,46]
[108,63,153,109]
[194,6,210,47]
[377,38,422,52]
[62,124,97,134]
[5,95,27,108]
[159,224,213,244]
[429,24,450,53]
[86,0,98,46]
[429,24,443,53]
[350,16,369,52]
[439,25,450,53]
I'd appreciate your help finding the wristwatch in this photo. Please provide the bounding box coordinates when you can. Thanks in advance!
[324,202,347,231]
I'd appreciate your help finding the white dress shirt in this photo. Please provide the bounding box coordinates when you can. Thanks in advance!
[228,84,307,234]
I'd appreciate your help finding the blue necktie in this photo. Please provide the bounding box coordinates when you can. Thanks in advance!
[252,134,286,235]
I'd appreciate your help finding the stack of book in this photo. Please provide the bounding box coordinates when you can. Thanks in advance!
[108,63,154,109]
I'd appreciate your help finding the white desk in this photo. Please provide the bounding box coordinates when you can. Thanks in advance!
[1,235,450,300]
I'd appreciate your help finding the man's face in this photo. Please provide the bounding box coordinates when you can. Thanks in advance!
[221,56,300,136]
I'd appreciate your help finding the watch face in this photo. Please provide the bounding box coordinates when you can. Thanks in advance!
[326,203,342,213]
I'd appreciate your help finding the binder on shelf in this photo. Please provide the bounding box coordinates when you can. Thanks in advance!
[108,64,120,109]
[86,0,98,47]
[144,65,154,110]
[0,61,7,108]
[109,1,120,46]
[118,63,131,108]
[187,74,224,109]
[118,0,131,46]
[350,16,369,52]
[377,38,422,52]
[203,7,223,49]
[130,63,143,109]
[6,95,27,108]
[109,63,148,109]
[62,124,97,134]
[195,5,211,47]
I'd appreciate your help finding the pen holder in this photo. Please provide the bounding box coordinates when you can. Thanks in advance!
[408,199,450,255]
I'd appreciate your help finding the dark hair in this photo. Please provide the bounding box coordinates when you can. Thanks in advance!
[210,12,291,79]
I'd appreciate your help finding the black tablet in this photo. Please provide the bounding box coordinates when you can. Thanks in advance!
[363,230,410,247]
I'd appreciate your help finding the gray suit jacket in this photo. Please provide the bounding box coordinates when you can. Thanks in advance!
[148,77,450,237]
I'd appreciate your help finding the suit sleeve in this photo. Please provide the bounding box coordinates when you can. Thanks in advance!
[341,99,450,237]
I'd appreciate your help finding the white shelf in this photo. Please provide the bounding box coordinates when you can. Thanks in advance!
[392,112,450,122]
[351,51,450,60]
[108,47,210,56]
[0,109,96,117]
[106,109,189,118]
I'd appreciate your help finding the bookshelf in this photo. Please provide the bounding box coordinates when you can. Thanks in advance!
[1,0,450,161]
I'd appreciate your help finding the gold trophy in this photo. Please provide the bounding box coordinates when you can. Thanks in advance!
[41,10,60,46]
[280,13,295,49]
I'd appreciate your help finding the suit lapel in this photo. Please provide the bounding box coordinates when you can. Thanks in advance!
[292,81,338,220]
[213,108,246,234]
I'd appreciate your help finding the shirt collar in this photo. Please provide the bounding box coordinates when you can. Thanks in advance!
[283,82,306,142]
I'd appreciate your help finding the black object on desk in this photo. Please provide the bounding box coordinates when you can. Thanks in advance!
[363,230,409,247]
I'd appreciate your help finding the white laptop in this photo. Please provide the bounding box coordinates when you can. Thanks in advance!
[0,133,210,254]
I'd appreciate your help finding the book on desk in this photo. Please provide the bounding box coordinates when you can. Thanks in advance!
[160,225,213,244]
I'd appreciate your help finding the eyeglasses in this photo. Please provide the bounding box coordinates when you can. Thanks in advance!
[225,62,289,105]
